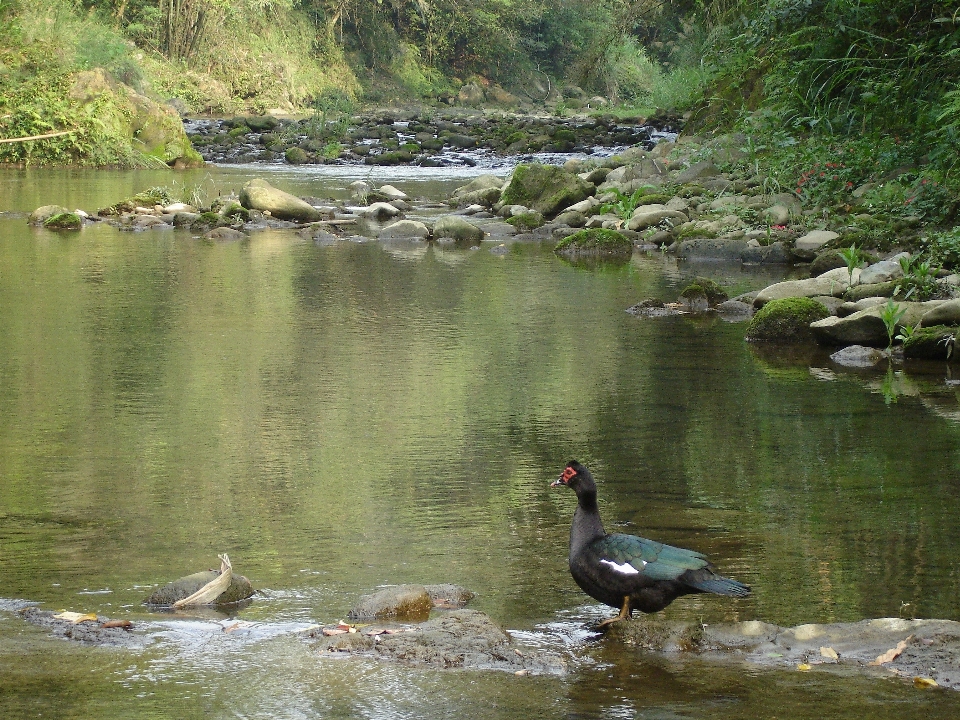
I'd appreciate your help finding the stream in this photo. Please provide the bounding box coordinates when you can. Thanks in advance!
[1,162,960,719]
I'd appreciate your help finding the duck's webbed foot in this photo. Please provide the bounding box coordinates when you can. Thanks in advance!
[595,596,632,629]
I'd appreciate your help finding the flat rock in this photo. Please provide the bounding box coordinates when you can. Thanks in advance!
[754,272,853,308]
[313,608,566,674]
[348,584,434,621]
[859,253,909,284]
[379,219,430,241]
[919,299,960,327]
[793,230,839,259]
[626,206,688,231]
[811,301,947,347]
[239,179,323,223]
[830,345,887,368]
[672,237,749,262]
[19,607,139,647]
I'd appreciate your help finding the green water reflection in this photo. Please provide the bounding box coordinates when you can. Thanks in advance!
[2,169,960,718]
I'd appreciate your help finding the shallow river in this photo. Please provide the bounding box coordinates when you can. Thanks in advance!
[2,165,960,718]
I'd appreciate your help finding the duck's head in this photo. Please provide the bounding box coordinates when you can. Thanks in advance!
[551,460,595,493]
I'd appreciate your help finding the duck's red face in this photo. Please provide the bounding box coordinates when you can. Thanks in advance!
[551,464,578,487]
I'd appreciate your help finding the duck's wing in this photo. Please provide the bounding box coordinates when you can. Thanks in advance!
[587,532,710,582]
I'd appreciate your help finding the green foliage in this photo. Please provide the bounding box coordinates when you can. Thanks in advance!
[598,186,658,221]
[43,212,82,230]
[921,228,960,271]
[879,299,907,350]
[555,228,632,255]
[902,324,959,360]
[745,297,829,342]
[838,245,865,286]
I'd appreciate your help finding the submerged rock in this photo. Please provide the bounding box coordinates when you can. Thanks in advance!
[19,607,139,647]
[830,345,887,368]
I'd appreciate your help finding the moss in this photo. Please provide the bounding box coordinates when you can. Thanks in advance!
[43,212,82,231]
[500,163,593,217]
[555,228,632,257]
[745,297,830,342]
[192,212,226,230]
[285,147,310,164]
[675,225,718,240]
[98,187,174,215]
[220,203,250,222]
[902,325,960,360]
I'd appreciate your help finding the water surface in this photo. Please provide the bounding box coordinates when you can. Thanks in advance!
[1,166,960,718]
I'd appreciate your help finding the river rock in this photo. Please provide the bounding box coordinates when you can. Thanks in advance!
[348,584,433,621]
[43,212,83,230]
[741,241,791,264]
[674,161,718,183]
[792,230,839,260]
[810,301,946,347]
[451,175,504,207]
[858,253,909,284]
[144,570,255,606]
[239,179,323,222]
[837,297,887,317]
[830,345,887,368]
[903,325,960,360]
[20,607,140,647]
[361,202,403,221]
[626,205,688,231]
[500,164,594,217]
[205,227,247,241]
[378,184,408,201]
[379,219,430,241]
[918,299,960,327]
[764,203,791,226]
[29,205,70,225]
[671,237,749,261]
[754,268,858,308]
[433,216,484,243]
[745,297,830,342]
[315,608,566,674]
[422,584,475,609]
[844,281,899,302]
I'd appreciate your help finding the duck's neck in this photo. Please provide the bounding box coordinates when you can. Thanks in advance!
[570,490,605,555]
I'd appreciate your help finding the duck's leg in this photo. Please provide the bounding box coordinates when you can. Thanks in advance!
[596,596,631,628]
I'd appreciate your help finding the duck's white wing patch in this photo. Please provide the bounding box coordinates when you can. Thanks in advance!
[600,559,645,575]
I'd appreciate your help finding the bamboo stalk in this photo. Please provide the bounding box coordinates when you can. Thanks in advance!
[0,129,78,144]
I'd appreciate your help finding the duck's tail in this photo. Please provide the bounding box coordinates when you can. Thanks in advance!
[689,573,751,598]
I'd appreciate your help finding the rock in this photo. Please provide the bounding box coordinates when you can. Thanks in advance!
[741,241,791,264]
[837,297,888,317]
[379,219,430,241]
[68,68,202,167]
[792,230,840,260]
[858,253,909,284]
[745,297,830,342]
[451,175,504,207]
[29,205,70,225]
[674,161,718,184]
[423,584,475,609]
[487,85,519,106]
[672,237,749,262]
[284,147,309,164]
[500,164,594,218]
[446,133,477,149]
[144,570,254,606]
[812,295,846,315]
[239,179,323,222]
[919,299,960,327]
[903,325,960,360]
[433,216,484,243]
[361,202,403,221]
[564,196,600,214]
[754,268,857,308]
[844,281,899,302]
[555,228,632,258]
[554,210,586,227]
[626,205,688,231]
[348,584,433,621]
[809,250,849,277]
[163,202,196,213]
[315,608,566,674]
[378,184,408,201]
[810,301,945,347]
[830,345,887,368]
[680,277,728,306]
[716,299,754,321]
[458,82,485,106]
[20,607,140,647]
[205,227,247,241]
[43,212,83,230]
[764,203,791,226]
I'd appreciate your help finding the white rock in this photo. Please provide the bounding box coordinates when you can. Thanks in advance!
[378,184,408,201]
[795,230,839,255]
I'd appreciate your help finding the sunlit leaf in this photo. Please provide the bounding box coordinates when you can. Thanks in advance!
[868,636,912,666]
[819,646,838,660]
[914,677,939,689]
[53,611,98,624]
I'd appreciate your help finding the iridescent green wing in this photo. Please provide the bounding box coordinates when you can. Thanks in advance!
[592,533,709,581]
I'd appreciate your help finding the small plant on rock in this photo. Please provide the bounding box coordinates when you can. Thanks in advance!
[879,299,906,350]
[839,244,866,286]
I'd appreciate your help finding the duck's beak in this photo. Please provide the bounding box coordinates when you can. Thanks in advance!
[551,471,566,488]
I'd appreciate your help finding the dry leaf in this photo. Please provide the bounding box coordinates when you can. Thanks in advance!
[820,646,839,660]
[222,622,242,634]
[868,636,912,666]
[322,627,348,636]
[54,612,98,624]
[914,677,939,689]
[797,663,812,672]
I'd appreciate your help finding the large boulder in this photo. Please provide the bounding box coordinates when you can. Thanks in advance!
[918,299,960,327]
[903,325,960,360]
[500,164,594,218]
[68,68,202,167]
[239,179,323,222]
[451,175,504,207]
[555,228,632,258]
[379,219,430,241]
[626,205,688,231]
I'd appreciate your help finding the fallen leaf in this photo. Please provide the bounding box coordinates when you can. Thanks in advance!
[820,646,839,660]
[54,612,98,624]
[868,636,912,666]
[914,677,939,689]
[322,627,348,636]
[101,619,132,630]
[222,623,241,634]
[797,663,812,672]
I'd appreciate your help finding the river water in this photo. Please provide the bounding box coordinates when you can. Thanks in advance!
[1,165,960,718]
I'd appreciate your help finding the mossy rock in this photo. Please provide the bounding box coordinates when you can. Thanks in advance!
[636,194,673,206]
[219,203,250,222]
[809,250,848,277]
[42,212,82,231]
[192,211,227,230]
[506,211,545,231]
[501,163,594,217]
[902,325,960,360]
[285,147,310,164]
[677,183,707,198]
[98,187,174,216]
[745,297,830,342]
[555,228,632,257]
[680,277,728,305]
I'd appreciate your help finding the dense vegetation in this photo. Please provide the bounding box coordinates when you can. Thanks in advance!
[2,0,960,232]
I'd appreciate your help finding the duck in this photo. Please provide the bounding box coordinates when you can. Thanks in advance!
[552,460,750,625]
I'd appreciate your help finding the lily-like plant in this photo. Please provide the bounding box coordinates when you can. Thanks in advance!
[879,298,906,350]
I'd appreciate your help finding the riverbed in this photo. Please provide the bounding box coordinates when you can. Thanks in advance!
[2,163,960,718]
